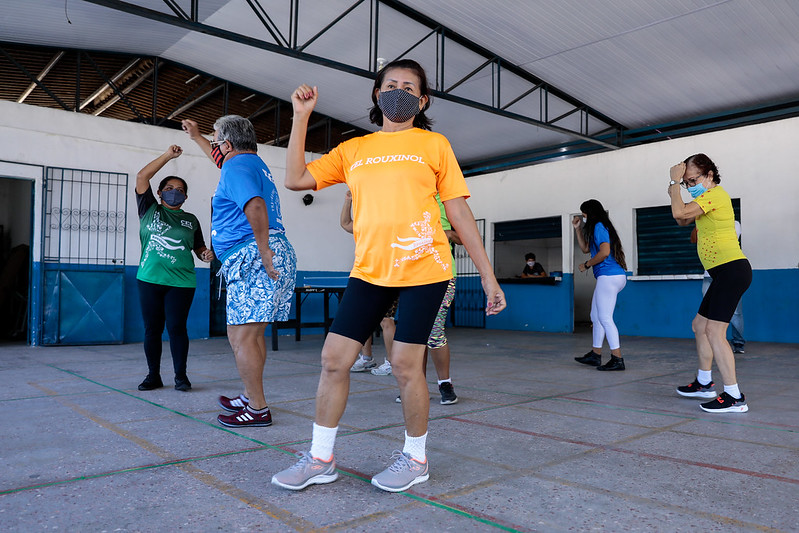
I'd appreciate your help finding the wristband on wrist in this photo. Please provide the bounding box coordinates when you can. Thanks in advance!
[584,261,590,269]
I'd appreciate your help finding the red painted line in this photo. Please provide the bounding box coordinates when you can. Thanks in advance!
[447,416,799,486]
[557,396,799,431]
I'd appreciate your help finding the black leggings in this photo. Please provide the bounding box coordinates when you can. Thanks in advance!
[137,280,196,377]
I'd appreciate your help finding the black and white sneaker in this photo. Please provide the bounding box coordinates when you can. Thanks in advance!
[700,392,748,413]
[676,379,717,399]
[439,382,458,405]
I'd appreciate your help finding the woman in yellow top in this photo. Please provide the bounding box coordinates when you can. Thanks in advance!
[273,59,506,493]
[669,154,751,413]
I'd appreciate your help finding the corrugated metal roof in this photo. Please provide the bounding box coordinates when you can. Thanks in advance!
[2,0,799,172]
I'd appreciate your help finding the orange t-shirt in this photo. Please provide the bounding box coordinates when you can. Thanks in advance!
[307,128,470,287]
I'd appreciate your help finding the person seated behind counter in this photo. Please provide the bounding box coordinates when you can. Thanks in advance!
[521,253,547,278]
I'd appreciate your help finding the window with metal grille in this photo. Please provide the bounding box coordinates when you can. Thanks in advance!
[635,199,740,275]
[43,167,127,266]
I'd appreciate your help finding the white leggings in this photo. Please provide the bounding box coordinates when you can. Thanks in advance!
[590,274,627,350]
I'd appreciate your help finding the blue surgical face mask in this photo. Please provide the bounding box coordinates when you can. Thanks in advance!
[377,89,421,123]
[161,189,186,207]
[687,182,707,198]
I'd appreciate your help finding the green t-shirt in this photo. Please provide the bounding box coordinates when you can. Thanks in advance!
[436,194,456,276]
[136,189,205,288]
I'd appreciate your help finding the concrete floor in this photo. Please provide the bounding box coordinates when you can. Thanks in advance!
[1,329,798,532]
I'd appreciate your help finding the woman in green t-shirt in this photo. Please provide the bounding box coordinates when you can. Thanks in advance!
[135,145,214,392]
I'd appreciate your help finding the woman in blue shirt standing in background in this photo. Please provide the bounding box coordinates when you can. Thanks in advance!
[572,199,628,371]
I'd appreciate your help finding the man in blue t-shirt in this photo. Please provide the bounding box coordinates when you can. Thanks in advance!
[203,115,297,428]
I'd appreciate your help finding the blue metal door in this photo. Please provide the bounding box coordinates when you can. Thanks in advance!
[40,167,127,345]
[451,218,486,328]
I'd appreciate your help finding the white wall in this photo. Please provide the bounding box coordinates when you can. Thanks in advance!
[464,117,799,273]
[1,100,797,278]
[0,100,355,272]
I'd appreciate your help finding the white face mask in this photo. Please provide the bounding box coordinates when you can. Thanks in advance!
[582,216,587,224]
[527,261,535,267]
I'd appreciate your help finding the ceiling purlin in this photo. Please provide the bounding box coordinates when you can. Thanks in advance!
[84,0,624,150]
[17,51,66,104]
[80,58,142,111]
[82,51,146,121]
[1,46,71,110]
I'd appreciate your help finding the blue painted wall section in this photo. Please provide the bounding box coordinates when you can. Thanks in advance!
[612,269,798,343]
[487,275,574,333]
[123,266,211,343]
[31,266,798,344]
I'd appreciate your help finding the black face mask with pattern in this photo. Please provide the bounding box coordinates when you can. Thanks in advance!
[377,89,421,124]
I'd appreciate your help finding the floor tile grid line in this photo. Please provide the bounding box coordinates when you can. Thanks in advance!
[517,471,787,533]
[36,364,537,532]
[555,396,799,433]
[356,419,777,533]
[448,416,799,486]
[8,384,317,532]
[513,402,799,452]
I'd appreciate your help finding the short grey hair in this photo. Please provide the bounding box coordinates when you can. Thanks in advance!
[213,115,258,152]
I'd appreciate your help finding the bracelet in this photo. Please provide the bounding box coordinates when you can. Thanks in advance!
[584,261,590,269]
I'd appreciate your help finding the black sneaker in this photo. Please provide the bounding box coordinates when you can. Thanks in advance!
[174,375,192,391]
[596,356,625,371]
[439,382,459,405]
[575,350,601,366]
[676,379,717,399]
[700,392,748,413]
[138,374,163,391]
[733,345,745,354]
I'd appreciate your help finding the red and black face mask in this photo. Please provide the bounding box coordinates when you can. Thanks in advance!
[211,145,225,169]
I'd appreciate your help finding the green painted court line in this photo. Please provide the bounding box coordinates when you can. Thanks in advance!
[35,365,527,532]
[0,447,260,496]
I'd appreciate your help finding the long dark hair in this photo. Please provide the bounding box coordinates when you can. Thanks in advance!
[368,59,433,130]
[580,199,626,271]
[683,153,721,184]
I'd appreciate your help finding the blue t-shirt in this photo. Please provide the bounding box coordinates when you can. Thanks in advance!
[211,153,284,261]
[590,222,626,278]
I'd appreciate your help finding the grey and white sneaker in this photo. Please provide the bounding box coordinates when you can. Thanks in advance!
[271,452,338,490]
[370,360,392,376]
[371,450,429,492]
[350,354,377,372]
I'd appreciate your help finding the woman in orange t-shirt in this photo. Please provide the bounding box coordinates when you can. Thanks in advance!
[272,59,505,493]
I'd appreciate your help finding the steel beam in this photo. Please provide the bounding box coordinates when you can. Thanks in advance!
[83,0,623,149]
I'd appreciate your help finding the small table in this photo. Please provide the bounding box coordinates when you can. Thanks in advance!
[271,283,346,351]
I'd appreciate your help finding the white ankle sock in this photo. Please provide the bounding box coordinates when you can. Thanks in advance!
[402,431,427,463]
[723,384,741,399]
[309,423,338,460]
[697,370,712,386]
[437,378,451,385]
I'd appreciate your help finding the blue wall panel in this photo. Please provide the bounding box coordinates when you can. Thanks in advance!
[32,265,798,345]
[123,266,211,343]
[486,275,574,333]
[611,269,798,343]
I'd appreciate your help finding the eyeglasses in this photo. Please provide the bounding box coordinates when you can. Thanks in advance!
[210,139,227,148]
[680,173,705,189]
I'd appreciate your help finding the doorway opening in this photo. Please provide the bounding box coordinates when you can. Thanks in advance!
[0,177,34,342]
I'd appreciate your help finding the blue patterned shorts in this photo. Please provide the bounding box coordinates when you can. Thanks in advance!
[427,277,456,349]
[220,234,297,325]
